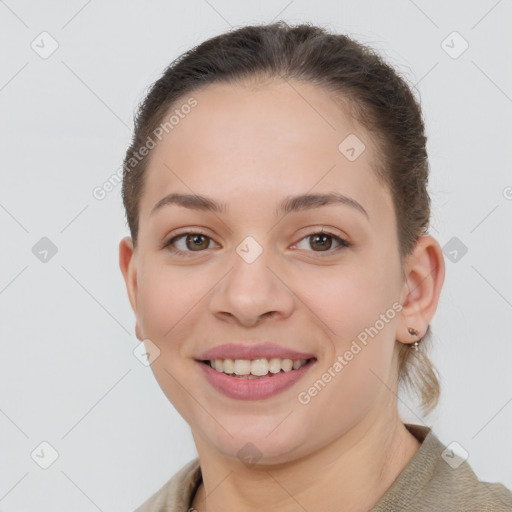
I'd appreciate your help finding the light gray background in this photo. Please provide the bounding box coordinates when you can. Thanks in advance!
[1,1,511,510]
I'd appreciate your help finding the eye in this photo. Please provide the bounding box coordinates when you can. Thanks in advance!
[164,231,219,255]
[293,230,351,254]
[162,229,351,257]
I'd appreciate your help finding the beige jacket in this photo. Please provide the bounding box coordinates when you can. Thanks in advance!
[134,423,512,511]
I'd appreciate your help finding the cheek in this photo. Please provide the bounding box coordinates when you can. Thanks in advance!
[135,263,206,424]
[136,263,203,350]
[300,258,399,390]
[302,259,395,339]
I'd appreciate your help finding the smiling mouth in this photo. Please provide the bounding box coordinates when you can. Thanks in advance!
[199,357,317,379]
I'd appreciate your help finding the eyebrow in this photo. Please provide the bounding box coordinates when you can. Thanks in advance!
[150,192,369,220]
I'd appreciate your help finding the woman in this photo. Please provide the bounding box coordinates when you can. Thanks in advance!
[119,21,512,511]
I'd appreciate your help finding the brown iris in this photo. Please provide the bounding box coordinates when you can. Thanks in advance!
[309,233,333,251]
[185,233,210,251]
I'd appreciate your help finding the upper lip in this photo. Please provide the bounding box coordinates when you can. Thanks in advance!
[196,342,316,361]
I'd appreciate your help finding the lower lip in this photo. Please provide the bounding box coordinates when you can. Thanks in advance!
[196,359,316,400]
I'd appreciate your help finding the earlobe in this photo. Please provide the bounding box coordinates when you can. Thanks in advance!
[135,322,144,341]
[397,235,445,344]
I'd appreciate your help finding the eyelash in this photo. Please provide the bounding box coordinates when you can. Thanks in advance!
[162,229,351,258]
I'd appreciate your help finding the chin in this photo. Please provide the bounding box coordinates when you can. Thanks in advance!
[197,419,312,466]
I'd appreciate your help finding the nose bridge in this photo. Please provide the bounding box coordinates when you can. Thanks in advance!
[210,234,294,324]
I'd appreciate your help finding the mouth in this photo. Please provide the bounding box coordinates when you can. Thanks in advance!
[195,357,318,400]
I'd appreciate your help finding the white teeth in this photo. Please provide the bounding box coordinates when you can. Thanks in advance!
[234,359,251,376]
[208,357,309,376]
[251,359,269,376]
[292,359,303,370]
[268,358,281,374]
[222,359,234,374]
[281,358,293,372]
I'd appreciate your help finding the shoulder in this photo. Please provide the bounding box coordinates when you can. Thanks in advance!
[372,424,512,512]
[134,457,201,512]
[431,454,512,511]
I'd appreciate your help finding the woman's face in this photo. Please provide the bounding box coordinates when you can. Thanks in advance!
[120,79,411,463]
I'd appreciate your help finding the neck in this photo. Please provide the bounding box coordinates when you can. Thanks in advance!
[190,410,421,512]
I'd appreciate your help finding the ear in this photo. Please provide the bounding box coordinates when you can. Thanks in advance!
[119,236,143,341]
[397,234,445,344]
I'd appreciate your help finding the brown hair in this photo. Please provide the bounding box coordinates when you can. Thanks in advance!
[121,20,440,416]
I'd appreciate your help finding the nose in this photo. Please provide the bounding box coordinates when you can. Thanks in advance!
[209,245,295,327]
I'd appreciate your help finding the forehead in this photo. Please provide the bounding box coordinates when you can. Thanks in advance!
[139,80,393,226]
[160,79,364,162]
